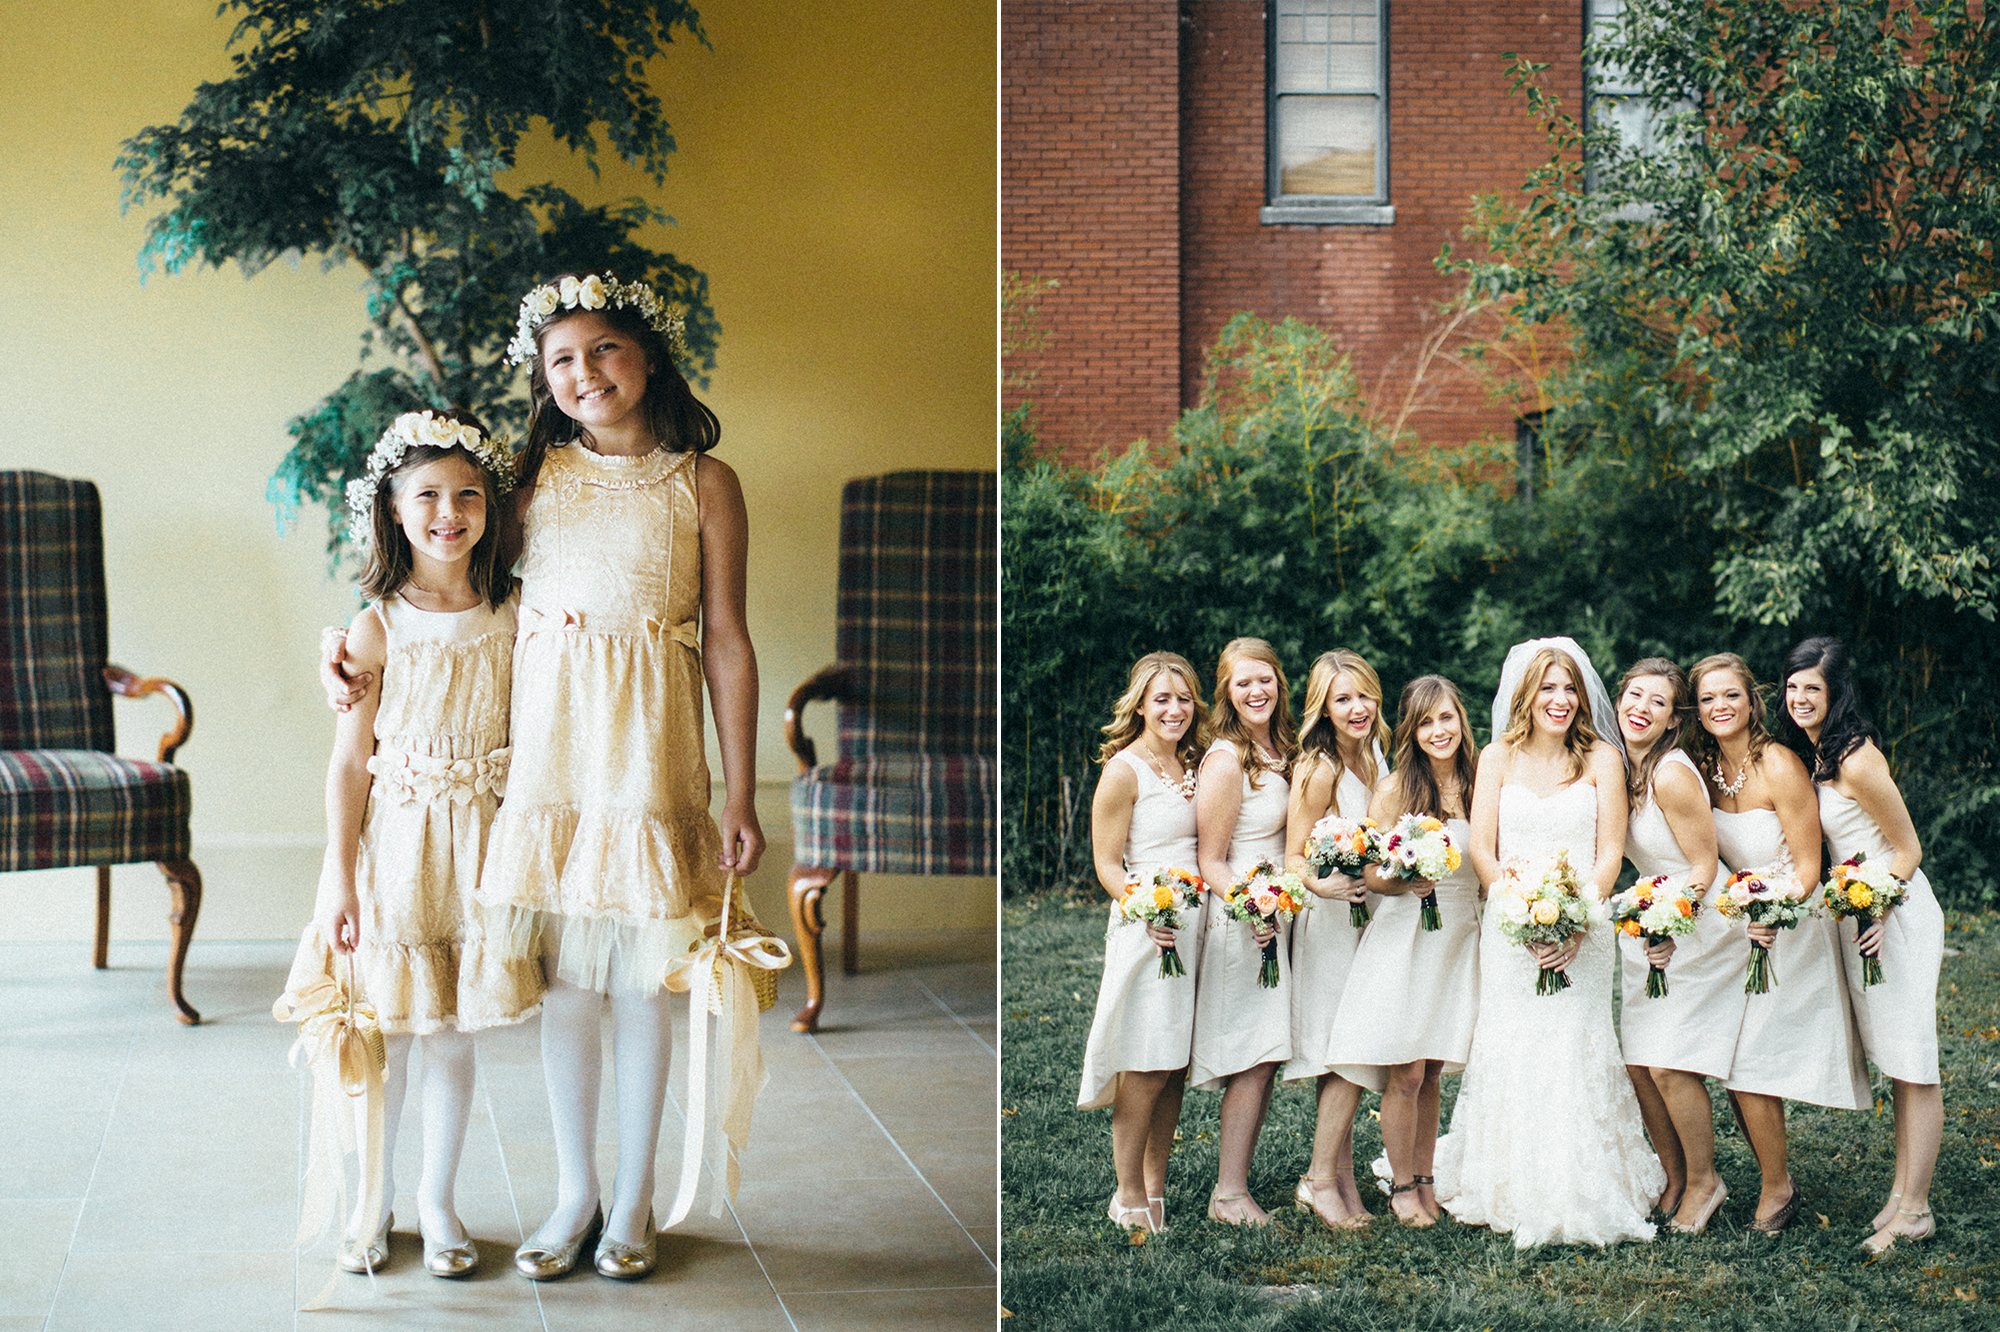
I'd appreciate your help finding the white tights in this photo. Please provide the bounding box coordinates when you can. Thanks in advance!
[530,978,673,1250]
[350,1030,476,1246]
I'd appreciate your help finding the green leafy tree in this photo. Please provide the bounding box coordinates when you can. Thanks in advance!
[118,0,721,551]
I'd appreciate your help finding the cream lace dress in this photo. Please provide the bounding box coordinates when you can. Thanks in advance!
[283,592,541,1033]
[475,442,729,993]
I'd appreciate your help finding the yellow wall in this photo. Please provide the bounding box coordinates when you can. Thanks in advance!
[0,2,996,944]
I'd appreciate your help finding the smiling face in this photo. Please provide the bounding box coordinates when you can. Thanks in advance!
[1324,671,1377,750]
[1784,665,1829,738]
[1415,698,1464,767]
[389,453,488,568]
[1532,661,1581,738]
[1618,674,1676,753]
[1227,656,1279,733]
[539,311,653,437]
[1139,668,1195,748]
[1697,667,1753,743]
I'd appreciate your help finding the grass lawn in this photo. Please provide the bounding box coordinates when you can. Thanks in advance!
[1001,889,2000,1330]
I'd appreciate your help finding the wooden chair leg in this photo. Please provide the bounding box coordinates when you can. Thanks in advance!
[788,864,836,1033]
[94,865,112,969]
[158,857,202,1025]
[841,870,859,976]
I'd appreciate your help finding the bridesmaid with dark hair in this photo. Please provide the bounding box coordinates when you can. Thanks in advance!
[1777,636,1944,1254]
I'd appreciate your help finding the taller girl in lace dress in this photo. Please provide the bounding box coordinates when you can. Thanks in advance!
[1280,649,1388,1231]
[1191,637,1295,1225]
[1434,639,1663,1248]
[1079,652,1208,1235]
[1778,637,1943,1254]
[1612,659,1740,1234]
[1690,652,1868,1237]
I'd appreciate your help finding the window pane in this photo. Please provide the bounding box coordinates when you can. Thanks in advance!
[1277,95,1377,197]
[1275,0,1377,93]
[1592,95,1661,155]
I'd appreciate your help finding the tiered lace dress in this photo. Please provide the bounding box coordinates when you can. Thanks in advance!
[1717,807,1870,1109]
[1617,750,1743,1078]
[1283,762,1375,1083]
[283,593,542,1033]
[1077,750,1204,1110]
[1323,814,1480,1091]
[475,442,729,993]
[1819,785,1942,1085]
[1434,781,1662,1247]
[1189,742,1290,1090]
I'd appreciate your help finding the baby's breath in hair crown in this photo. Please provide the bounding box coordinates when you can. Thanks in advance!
[345,411,517,545]
[505,273,688,367]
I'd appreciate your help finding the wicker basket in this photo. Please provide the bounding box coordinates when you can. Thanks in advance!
[709,875,782,1015]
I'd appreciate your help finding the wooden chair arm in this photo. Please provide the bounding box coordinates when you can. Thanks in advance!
[784,666,850,774]
[104,664,195,764]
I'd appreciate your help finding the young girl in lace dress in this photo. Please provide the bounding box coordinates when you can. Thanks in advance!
[282,411,540,1279]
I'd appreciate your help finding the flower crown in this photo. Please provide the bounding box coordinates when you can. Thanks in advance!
[504,273,688,367]
[345,411,517,545]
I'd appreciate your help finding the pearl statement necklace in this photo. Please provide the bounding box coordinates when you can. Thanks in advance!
[1713,754,1750,798]
[1147,753,1198,800]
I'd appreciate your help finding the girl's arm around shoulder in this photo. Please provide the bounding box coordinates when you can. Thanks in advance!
[1761,743,1823,892]
[694,454,764,876]
[1586,742,1629,898]
[1090,755,1140,900]
[1195,745,1244,895]
[1652,754,1720,894]
[1468,742,1509,892]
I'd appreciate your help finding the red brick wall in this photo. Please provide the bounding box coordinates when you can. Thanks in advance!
[1178,0,1586,457]
[1002,0,1184,458]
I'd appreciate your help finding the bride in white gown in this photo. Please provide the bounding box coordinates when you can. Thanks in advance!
[1433,638,1665,1247]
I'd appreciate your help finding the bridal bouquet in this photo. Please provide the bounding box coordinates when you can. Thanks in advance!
[1119,867,1205,979]
[1492,850,1598,996]
[1608,874,1701,999]
[1222,860,1309,988]
[1304,813,1381,927]
[1820,852,1907,988]
[1377,813,1460,932]
[1711,868,1813,994]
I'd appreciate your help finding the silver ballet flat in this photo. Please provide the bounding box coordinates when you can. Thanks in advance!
[594,1211,657,1280]
[423,1231,479,1278]
[337,1211,393,1274]
[514,1207,602,1281]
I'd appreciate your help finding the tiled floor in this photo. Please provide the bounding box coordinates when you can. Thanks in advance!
[0,931,996,1331]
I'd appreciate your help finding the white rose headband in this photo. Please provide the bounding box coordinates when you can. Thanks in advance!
[345,411,518,545]
[504,273,689,367]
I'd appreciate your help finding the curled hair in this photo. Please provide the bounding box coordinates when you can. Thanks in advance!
[1097,652,1207,771]
[356,409,510,609]
[1775,636,1881,783]
[1616,657,1692,807]
[1685,652,1772,788]
[1294,649,1390,793]
[1210,637,1296,788]
[1388,675,1477,823]
[516,273,721,490]
[1499,646,1600,783]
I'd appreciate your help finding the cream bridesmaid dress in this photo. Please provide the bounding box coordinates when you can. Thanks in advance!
[1716,807,1871,1110]
[1077,750,1205,1110]
[1189,741,1291,1090]
[1282,763,1375,1083]
[1819,785,1943,1086]
[1617,750,1743,1078]
[1322,815,1480,1091]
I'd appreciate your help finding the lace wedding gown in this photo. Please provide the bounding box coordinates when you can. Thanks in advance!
[1434,782,1663,1247]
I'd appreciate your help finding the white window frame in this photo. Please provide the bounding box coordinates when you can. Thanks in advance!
[1261,0,1394,226]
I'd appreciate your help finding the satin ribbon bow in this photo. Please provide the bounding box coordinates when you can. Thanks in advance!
[659,875,792,1225]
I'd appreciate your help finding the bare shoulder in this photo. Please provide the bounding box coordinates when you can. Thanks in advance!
[345,604,388,669]
[1842,738,1892,783]
[1652,752,1705,803]
[1586,740,1625,780]
[1760,741,1810,782]
[1097,750,1140,800]
[1475,741,1510,780]
[1199,742,1238,775]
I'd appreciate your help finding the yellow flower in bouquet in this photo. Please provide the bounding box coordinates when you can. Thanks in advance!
[1532,898,1561,926]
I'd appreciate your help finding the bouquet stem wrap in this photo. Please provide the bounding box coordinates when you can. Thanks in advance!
[1418,892,1441,933]
[273,953,388,1308]
[661,874,792,1225]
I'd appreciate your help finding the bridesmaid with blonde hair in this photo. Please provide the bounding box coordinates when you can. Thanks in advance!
[1691,652,1868,1236]
[1327,674,1482,1226]
[1777,637,1943,1254]
[1079,652,1210,1235]
[1281,649,1388,1231]
[1612,658,1740,1234]
[1192,637,1296,1225]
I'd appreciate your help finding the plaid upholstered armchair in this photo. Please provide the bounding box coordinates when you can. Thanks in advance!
[0,472,203,1023]
[784,470,996,1032]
